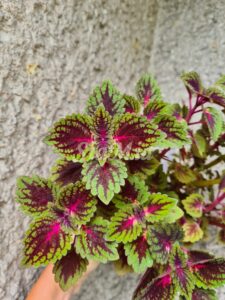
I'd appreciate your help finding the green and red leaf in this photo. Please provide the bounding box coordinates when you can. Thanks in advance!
[107,207,144,243]
[82,159,127,205]
[154,115,189,148]
[133,269,176,300]
[147,224,183,264]
[215,75,225,90]
[126,157,160,178]
[44,114,93,161]
[183,220,203,243]
[174,164,197,184]
[86,80,125,115]
[206,86,225,108]
[91,105,114,164]
[181,71,203,94]
[170,246,194,298]
[192,258,225,289]
[144,100,172,121]
[113,113,163,159]
[53,247,88,291]
[75,217,119,263]
[123,95,141,114]
[136,74,162,107]
[191,288,218,300]
[113,176,149,209]
[182,193,204,218]
[143,193,177,223]
[22,217,72,267]
[16,176,57,217]
[124,232,153,273]
[203,107,224,141]
[56,182,97,226]
[51,159,82,186]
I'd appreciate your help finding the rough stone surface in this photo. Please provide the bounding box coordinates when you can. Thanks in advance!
[0,0,225,299]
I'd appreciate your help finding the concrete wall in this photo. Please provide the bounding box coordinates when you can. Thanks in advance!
[0,1,225,299]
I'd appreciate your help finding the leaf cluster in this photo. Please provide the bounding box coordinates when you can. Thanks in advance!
[15,73,225,299]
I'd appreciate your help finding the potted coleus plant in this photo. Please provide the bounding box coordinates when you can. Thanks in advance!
[16,72,225,299]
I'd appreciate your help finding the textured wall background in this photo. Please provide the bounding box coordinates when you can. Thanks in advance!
[0,1,225,299]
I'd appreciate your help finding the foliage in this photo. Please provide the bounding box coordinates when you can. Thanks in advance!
[16,72,225,298]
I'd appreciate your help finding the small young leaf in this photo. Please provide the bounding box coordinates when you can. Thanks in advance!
[170,246,195,299]
[16,176,57,217]
[22,217,72,267]
[203,107,224,141]
[124,232,153,273]
[215,75,225,90]
[51,159,82,186]
[133,270,176,300]
[206,86,225,108]
[113,113,163,159]
[191,131,207,158]
[82,159,127,204]
[191,288,218,300]
[107,206,143,243]
[53,247,88,291]
[136,74,162,107]
[174,164,197,184]
[144,100,172,120]
[123,95,141,114]
[143,193,177,223]
[180,71,203,94]
[113,176,149,209]
[183,220,203,243]
[56,182,97,226]
[91,105,114,164]
[86,80,125,115]
[182,194,204,218]
[126,157,160,178]
[193,258,225,289]
[44,114,93,162]
[147,223,183,264]
[75,217,119,263]
[154,115,189,148]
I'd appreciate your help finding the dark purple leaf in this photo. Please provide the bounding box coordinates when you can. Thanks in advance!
[113,114,162,159]
[53,247,88,291]
[51,159,82,186]
[44,114,93,161]
[16,176,56,217]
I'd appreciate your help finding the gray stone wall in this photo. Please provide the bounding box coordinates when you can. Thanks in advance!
[0,1,225,299]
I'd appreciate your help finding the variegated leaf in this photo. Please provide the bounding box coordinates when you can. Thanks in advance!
[182,194,204,218]
[53,247,88,291]
[16,176,57,217]
[86,80,125,115]
[44,114,93,161]
[124,232,153,273]
[22,217,72,267]
[75,217,119,263]
[51,159,82,186]
[113,113,163,159]
[82,159,127,204]
[56,182,97,226]
[136,74,162,107]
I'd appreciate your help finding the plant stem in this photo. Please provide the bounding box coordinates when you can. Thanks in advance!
[189,120,203,126]
[203,155,225,170]
[192,177,221,187]
[208,216,225,230]
[204,193,225,212]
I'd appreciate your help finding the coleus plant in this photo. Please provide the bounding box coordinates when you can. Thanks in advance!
[15,72,225,299]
